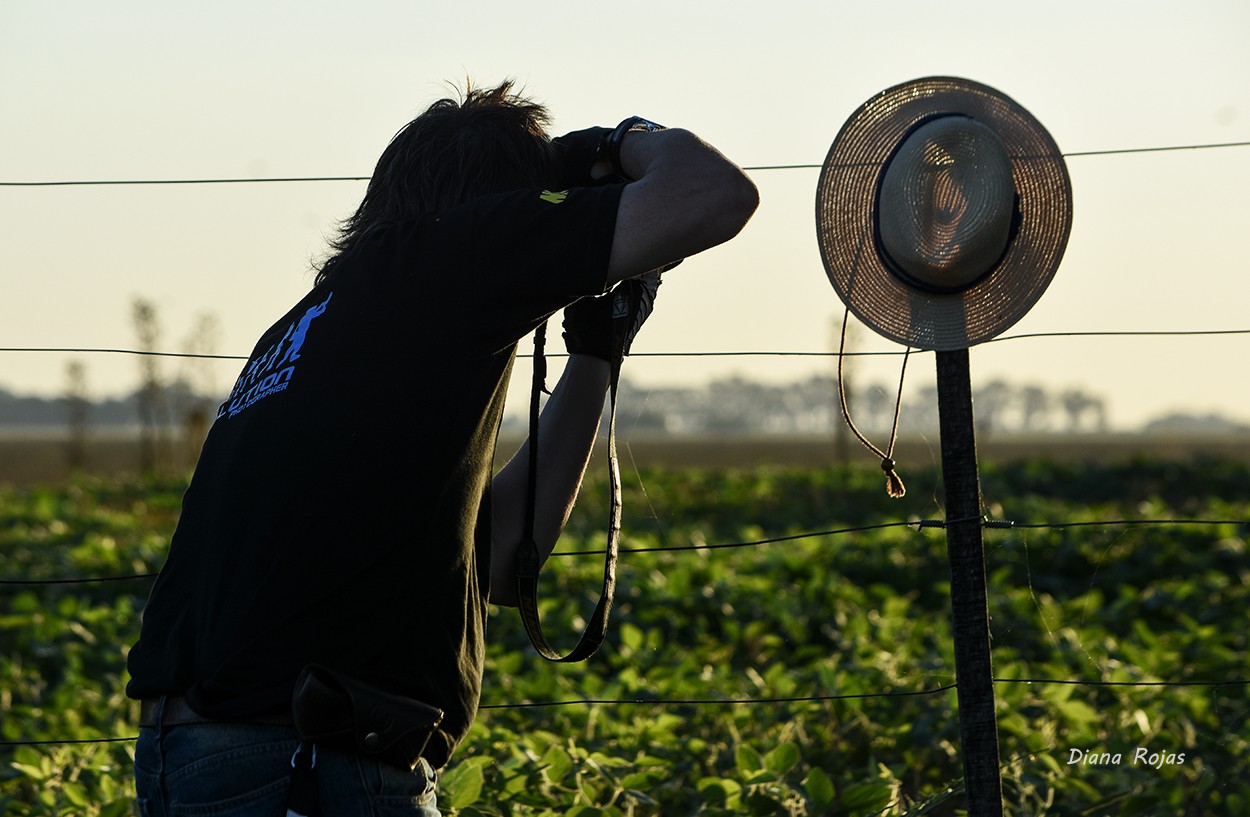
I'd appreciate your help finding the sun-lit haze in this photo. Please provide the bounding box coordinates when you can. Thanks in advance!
[2,0,1248,431]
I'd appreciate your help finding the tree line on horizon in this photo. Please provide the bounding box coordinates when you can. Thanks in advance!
[5,367,1247,438]
[2,300,1244,440]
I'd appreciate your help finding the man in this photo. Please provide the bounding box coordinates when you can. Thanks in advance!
[127,80,757,815]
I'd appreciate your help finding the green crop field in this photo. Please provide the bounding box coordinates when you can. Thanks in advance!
[2,458,1248,815]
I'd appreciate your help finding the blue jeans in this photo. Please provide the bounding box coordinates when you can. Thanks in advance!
[134,702,440,816]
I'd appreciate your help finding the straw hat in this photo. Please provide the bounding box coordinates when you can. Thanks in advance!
[816,77,1073,350]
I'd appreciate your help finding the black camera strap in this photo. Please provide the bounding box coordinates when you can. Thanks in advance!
[514,320,621,663]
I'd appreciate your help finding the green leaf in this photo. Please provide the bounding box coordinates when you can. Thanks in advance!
[443,759,485,809]
[621,770,664,790]
[697,776,743,807]
[839,782,893,810]
[12,745,48,781]
[1036,751,1064,774]
[803,767,836,811]
[1056,699,1100,726]
[619,623,644,652]
[736,744,765,773]
[764,742,800,775]
[11,761,48,781]
[622,787,659,807]
[62,780,90,807]
[541,744,574,783]
[100,801,134,817]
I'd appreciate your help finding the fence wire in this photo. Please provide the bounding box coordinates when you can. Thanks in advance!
[0,522,921,586]
[2,138,1249,792]
[2,514,1246,749]
[4,328,1250,364]
[2,139,1248,187]
[2,516,1246,585]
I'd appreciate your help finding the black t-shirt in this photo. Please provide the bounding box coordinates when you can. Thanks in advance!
[126,184,623,767]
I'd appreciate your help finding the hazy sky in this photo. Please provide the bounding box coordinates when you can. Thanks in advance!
[2,0,1248,430]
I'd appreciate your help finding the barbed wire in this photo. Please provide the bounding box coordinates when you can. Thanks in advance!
[2,512,1246,747]
[0,347,250,361]
[0,686,962,748]
[1,140,1247,187]
[0,737,137,747]
[8,511,1245,749]
[2,501,1244,755]
[2,328,1248,366]
[6,671,1249,748]
[3,516,1242,586]
[995,678,1250,688]
[479,684,961,709]
[0,573,157,586]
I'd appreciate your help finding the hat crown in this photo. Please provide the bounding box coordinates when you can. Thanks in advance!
[876,116,1016,293]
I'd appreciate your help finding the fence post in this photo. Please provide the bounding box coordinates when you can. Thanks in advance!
[935,348,1003,815]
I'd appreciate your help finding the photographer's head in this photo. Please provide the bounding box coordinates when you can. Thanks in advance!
[318,79,556,284]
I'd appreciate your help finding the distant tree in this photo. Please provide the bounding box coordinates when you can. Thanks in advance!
[975,379,1014,435]
[861,382,894,434]
[574,374,1108,438]
[1060,388,1105,433]
[793,375,837,434]
[1090,397,1109,432]
[178,312,221,466]
[1143,412,1250,433]
[64,360,91,470]
[1018,384,1051,432]
[132,298,172,473]
[903,383,941,434]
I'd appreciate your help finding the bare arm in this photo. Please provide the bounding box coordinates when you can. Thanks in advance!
[602,127,759,286]
[489,354,609,607]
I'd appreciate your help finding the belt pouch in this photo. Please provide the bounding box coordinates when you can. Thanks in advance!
[290,664,444,770]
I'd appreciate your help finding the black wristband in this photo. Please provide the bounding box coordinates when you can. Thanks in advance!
[605,116,665,181]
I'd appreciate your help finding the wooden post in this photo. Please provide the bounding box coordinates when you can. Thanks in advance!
[935,348,1003,815]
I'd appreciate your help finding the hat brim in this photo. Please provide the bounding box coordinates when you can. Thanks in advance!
[816,76,1073,351]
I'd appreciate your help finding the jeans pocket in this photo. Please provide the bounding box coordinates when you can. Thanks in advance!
[369,757,440,816]
[163,739,295,817]
[167,776,289,817]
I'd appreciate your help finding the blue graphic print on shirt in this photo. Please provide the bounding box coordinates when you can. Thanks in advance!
[218,292,333,419]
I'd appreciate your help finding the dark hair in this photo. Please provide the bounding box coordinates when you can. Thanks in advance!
[315,79,557,285]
